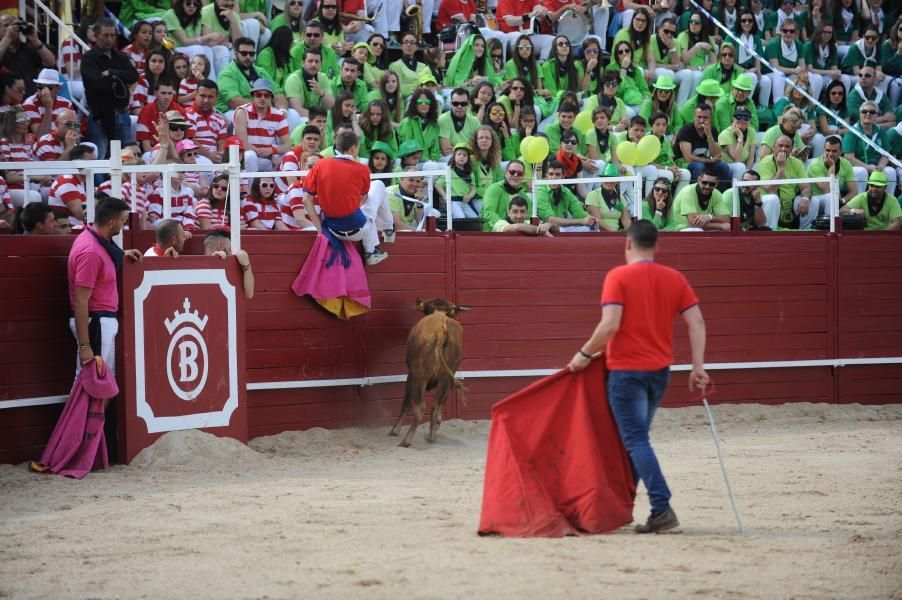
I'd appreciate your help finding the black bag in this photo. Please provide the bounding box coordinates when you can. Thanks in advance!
[812,213,866,230]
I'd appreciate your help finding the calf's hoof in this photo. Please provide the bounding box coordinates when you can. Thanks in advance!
[398,440,411,448]
[388,428,399,437]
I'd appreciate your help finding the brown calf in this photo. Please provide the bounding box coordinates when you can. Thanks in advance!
[389,297,468,447]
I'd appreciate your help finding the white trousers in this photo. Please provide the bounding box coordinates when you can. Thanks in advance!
[760,193,828,229]
[70,316,118,376]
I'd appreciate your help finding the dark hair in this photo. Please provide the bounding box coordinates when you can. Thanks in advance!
[306,19,323,32]
[265,26,294,70]
[824,135,842,147]
[13,202,52,234]
[820,79,846,109]
[93,17,116,34]
[317,2,341,36]
[558,102,578,115]
[628,219,658,248]
[146,49,170,91]
[335,130,359,153]
[155,77,176,92]
[376,70,402,122]
[204,228,230,241]
[643,177,673,220]
[695,102,713,114]
[367,33,389,69]
[649,110,669,127]
[551,35,579,93]
[70,144,95,160]
[343,56,361,73]
[701,163,721,179]
[629,8,653,51]
[734,8,759,36]
[360,100,393,145]
[470,81,495,113]
[470,34,489,78]
[173,0,201,30]
[308,106,328,121]
[546,158,564,172]
[302,46,323,63]
[629,115,647,128]
[301,124,321,138]
[198,78,218,91]
[743,169,761,180]
[450,87,469,99]
[130,20,152,44]
[233,37,255,50]
[405,87,438,123]
[687,12,709,47]
[156,218,182,244]
[250,176,275,198]
[511,34,539,84]
[504,77,535,108]
[508,195,528,209]
[205,173,229,210]
[581,38,604,88]
[331,90,357,132]
[95,195,130,226]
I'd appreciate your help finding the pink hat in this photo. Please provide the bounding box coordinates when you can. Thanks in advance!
[176,139,199,155]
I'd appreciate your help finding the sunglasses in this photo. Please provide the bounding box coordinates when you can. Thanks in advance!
[517,44,533,50]
[321,4,338,8]
[507,169,524,176]
[416,98,431,105]
[451,101,468,107]
[604,80,618,87]
[557,41,570,47]
[861,72,874,78]
[371,41,384,47]
[213,184,228,191]
[782,28,796,33]
[860,108,877,114]
[721,52,735,57]
[617,48,631,54]
[169,124,189,131]
[238,50,256,56]
[184,0,200,5]
[287,0,301,4]
[740,17,754,22]
[252,91,272,98]
[690,19,701,24]
[305,32,322,38]
[561,138,577,144]
[735,115,751,121]
[489,109,506,116]
[510,85,525,91]
[698,180,716,187]
[662,29,676,34]
[584,48,599,54]
[260,182,275,188]
[653,187,669,193]
[864,35,877,40]
[64,120,79,129]
[182,150,197,157]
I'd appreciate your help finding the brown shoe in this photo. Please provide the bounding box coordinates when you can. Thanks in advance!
[635,508,679,534]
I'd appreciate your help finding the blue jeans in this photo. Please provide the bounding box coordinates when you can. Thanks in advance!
[607,368,672,514]
[89,110,134,161]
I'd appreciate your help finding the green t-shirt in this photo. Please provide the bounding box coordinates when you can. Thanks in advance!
[713,94,760,133]
[649,34,679,67]
[756,154,806,223]
[583,94,629,129]
[842,123,889,165]
[473,160,503,198]
[585,189,626,231]
[215,62,276,112]
[269,14,303,42]
[761,124,804,152]
[844,191,902,230]
[676,32,716,68]
[673,184,727,230]
[806,156,854,196]
[846,87,892,124]
[481,180,528,231]
[120,0,171,28]
[386,184,420,226]
[803,41,839,71]
[773,98,816,123]
[718,126,757,164]
[254,48,289,94]
[200,3,233,38]
[764,38,805,69]
[545,120,587,156]
[363,62,385,89]
[840,42,881,75]
[284,71,332,113]
[536,185,587,221]
[603,63,649,107]
[880,40,902,76]
[162,8,201,39]
[612,28,649,69]
[584,127,613,162]
[641,200,675,231]
[725,34,765,70]
[437,112,480,149]
[437,167,474,199]
[289,43,341,81]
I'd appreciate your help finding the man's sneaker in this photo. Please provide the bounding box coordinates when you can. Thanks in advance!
[364,248,389,266]
[382,229,396,244]
[635,508,679,534]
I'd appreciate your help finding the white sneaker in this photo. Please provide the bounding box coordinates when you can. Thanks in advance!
[364,248,389,266]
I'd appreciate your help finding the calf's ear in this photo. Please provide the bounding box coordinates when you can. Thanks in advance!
[415,297,426,312]
[455,305,471,313]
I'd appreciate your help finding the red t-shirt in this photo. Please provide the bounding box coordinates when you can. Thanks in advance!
[601,261,698,371]
[302,156,371,218]
[437,0,478,29]
[497,0,540,32]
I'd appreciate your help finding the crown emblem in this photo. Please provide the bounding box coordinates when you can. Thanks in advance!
[165,298,209,334]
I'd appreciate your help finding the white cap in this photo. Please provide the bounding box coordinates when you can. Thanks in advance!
[33,68,62,86]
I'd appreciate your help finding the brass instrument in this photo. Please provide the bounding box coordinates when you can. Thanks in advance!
[339,11,377,23]
[406,0,423,45]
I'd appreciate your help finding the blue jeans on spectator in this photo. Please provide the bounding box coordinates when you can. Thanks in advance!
[607,368,672,515]
[89,110,133,160]
[687,160,732,192]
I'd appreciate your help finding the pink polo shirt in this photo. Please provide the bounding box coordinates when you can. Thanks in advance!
[67,228,119,313]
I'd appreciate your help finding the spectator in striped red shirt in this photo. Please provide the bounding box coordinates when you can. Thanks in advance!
[195,173,231,229]
[282,151,320,231]
[123,21,153,75]
[138,79,185,153]
[0,174,13,230]
[34,110,81,163]
[276,124,322,194]
[0,106,45,206]
[23,69,75,137]
[177,54,211,106]
[242,177,289,230]
[148,110,191,164]
[49,143,96,230]
[185,79,227,164]
[233,79,291,172]
[145,173,198,229]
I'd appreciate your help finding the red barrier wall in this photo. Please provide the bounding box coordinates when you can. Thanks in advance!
[1,231,900,464]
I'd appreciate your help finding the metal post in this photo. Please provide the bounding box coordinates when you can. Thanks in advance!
[228,145,242,252]
[162,170,172,220]
[531,166,538,222]
[426,175,434,232]
[109,140,123,200]
[85,169,95,225]
[445,166,453,231]
[632,174,642,219]
[829,174,838,234]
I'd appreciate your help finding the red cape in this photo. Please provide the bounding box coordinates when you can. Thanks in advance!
[478,359,636,537]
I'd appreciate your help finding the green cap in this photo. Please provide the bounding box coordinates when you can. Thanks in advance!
[654,75,676,91]
[867,171,888,187]
[733,74,754,92]
[398,140,423,158]
[418,71,438,85]
[603,162,620,177]
[453,142,472,153]
[696,79,724,98]
[370,140,395,160]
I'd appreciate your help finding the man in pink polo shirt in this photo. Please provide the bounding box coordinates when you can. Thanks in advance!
[68,194,142,380]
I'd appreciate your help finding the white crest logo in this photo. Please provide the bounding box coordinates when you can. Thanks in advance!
[164,298,209,401]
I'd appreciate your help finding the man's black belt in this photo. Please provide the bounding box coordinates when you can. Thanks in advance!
[328,227,361,236]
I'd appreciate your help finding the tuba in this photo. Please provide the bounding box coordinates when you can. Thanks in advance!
[406,0,423,46]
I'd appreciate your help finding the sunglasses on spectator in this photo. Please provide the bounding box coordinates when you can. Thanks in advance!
[416,98,431,105]
[489,109,506,116]
[260,182,275,188]
[617,48,631,54]
[740,17,754,22]
[450,101,468,107]
[370,41,384,47]
[64,120,79,129]
[169,124,189,131]
[662,28,676,34]
[507,169,524,176]
[721,51,735,57]
[184,0,200,5]
[653,187,669,193]
[252,91,272,98]
[321,4,338,8]
[860,108,877,114]
[698,179,716,187]
[517,44,532,50]
[584,48,599,54]
[860,72,874,78]
[288,0,302,4]
[864,34,877,40]
[561,138,577,145]
[557,41,570,47]
[213,184,228,191]
[690,19,701,24]
[510,85,525,91]
[782,28,795,33]
[238,50,256,56]
[305,32,322,38]
[604,80,618,87]
[182,150,197,157]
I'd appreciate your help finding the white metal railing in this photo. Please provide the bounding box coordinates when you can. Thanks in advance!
[31,0,91,116]
[731,176,838,231]
[532,175,644,223]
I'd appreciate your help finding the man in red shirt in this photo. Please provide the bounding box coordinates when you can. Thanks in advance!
[491,0,554,59]
[303,130,394,266]
[34,109,81,162]
[437,0,478,30]
[136,78,184,153]
[568,220,710,534]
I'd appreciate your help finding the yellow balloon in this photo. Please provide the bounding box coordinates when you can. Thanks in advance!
[616,140,639,167]
[519,135,535,160]
[524,136,549,164]
[574,110,594,135]
[636,135,662,167]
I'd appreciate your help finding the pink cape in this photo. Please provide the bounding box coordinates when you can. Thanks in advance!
[38,358,119,479]
[478,359,637,537]
[291,235,371,319]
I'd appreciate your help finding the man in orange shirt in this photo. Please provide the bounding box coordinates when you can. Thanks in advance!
[568,220,709,534]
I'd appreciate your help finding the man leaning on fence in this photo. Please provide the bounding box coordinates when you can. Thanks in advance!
[758,135,829,229]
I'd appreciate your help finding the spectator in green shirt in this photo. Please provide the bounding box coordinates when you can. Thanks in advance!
[674,12,718,106]
[162,0,228,77]
[480,161,529,231]
[713,74,759,135]
[721,169,772,231]
[757,135,827,228]
[764,19,807,106]
[671,166,730,231]
[806,135,858,204]
[718,106,758,183]
[284,47,335,119]
[880,17,902,106]
[438,88,481,158]
[491,195,558,236]
[120,0,171,29]
[269,0,304,43]
[330,57,368,112]
[605,41,650,111]
[842,101,897,195]
[840,170,902,230]
[215,37,278,114]
[537,160,597,231]
[289,21,340,80]
[846,65,895,126]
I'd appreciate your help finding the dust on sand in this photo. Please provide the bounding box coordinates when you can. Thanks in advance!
[1,403,900,599]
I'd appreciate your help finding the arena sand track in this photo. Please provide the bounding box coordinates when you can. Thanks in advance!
[1,403,900,600]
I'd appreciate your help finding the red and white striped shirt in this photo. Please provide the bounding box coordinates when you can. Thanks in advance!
[137,101,186,144]
[22,94,75,133]
[178,77,198,104]
[0,176,11,212]
[0,137,35,190]
[130,75,154,113]
[34,133,65,162]
[146,183,197,229]
[97,179,149,215]
[58,37,82,78]
[122,43,148,74]
[241,195,283,229]
[194,197,230,228]
[236,102,288,152]
[49,174,86,228]
[185,106,228,153]
[276,149,303,194]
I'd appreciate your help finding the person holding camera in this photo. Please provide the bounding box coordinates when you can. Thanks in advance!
[0,14,56,96]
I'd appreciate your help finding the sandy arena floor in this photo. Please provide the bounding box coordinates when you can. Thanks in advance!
[1,402,900,600]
